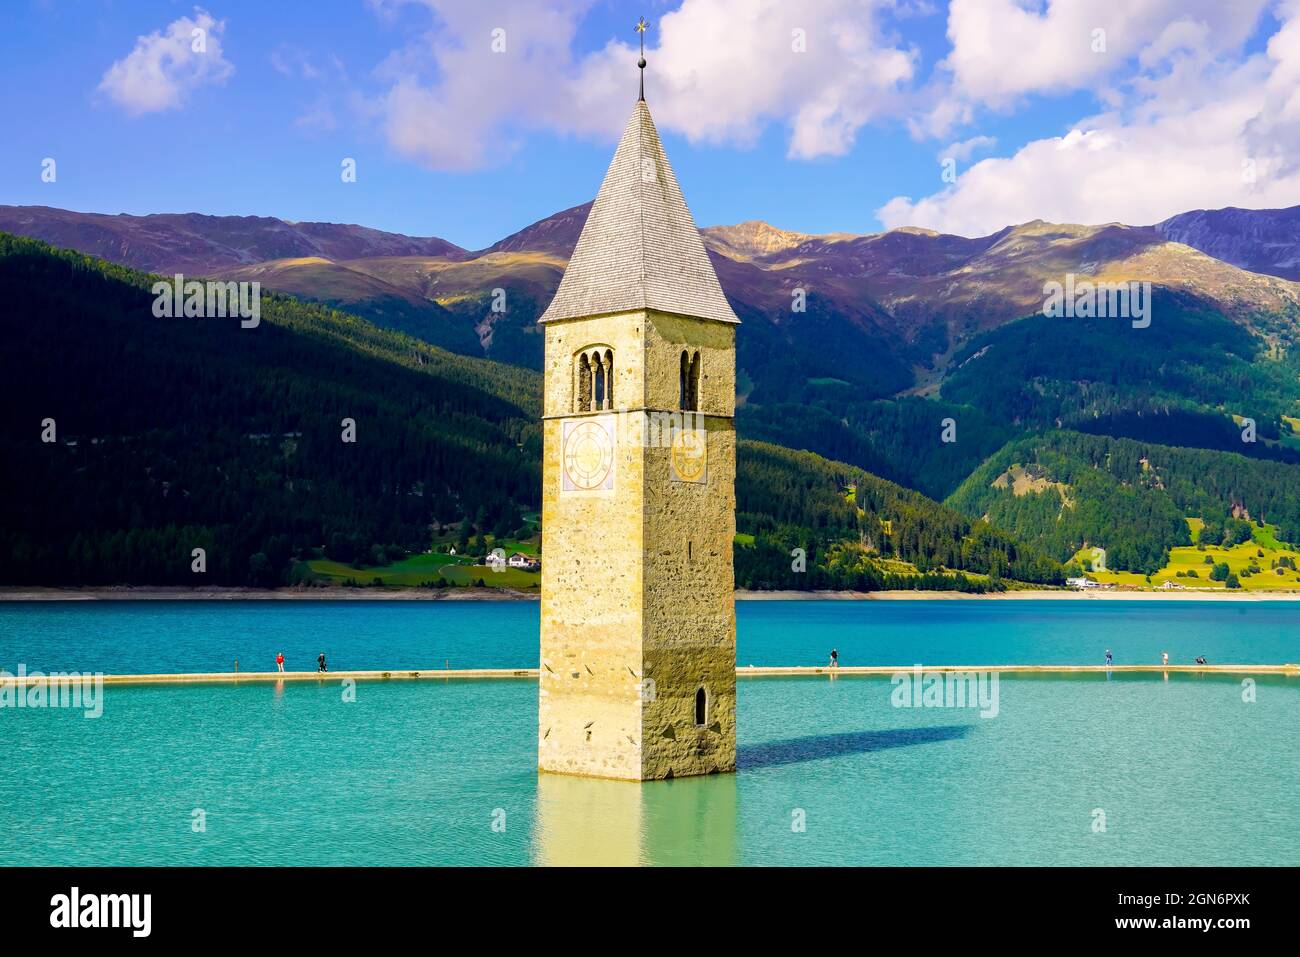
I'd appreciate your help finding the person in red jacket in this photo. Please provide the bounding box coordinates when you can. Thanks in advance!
[275,651,285,673]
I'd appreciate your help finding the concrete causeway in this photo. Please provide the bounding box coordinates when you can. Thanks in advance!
[2,663,1296,688]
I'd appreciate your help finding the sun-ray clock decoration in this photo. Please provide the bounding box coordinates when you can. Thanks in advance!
[561,416,616,492]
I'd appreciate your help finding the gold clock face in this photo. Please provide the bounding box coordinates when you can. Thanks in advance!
[670,428,707,483]
[562,418,615,491]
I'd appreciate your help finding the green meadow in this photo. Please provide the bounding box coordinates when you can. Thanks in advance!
[308,551,540,589]
[1073,519,1300,591]
[306,518,543,590]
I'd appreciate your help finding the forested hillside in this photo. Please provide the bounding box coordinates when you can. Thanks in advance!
[8,203,1300,507]
[942,291,1300,460]
[742,288,1300,495]
[0,234,1062,591]
[948,431,1300,573]
[0,233,540,586]
[738,395,1015,500]
[12,231,1289,590]
[735,441,1063,590]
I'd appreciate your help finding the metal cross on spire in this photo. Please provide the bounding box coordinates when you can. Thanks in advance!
[635,16,649,101]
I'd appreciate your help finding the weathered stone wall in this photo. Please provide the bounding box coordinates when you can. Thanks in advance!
[539,310,736,781]
[641,310,736,417]
[539,313,648,779]
[541,311,647,417]
[639,416,736,778]
[639,311,736,779]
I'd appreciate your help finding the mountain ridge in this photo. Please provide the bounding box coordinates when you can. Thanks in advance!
[5,201,1300,484]
[8,200,1297,282]
[6,201,1296,364]
[0,204,469,276]
[1156,205,1300,281]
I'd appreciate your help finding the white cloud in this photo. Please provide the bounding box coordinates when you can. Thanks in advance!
[939,134,995,162]
[909,0,1269,141]
[877,0,1300,235]
[878,31,1300,234]
[942,0,1267,107]
[1246,0,1300,176]
[567,0,915,160]
[98,8,233,115]
[376,0,591,170]
[373,0,915,170]
[360,0,1300,236]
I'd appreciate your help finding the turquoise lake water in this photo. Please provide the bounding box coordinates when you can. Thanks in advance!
[1,600,1297,866]
[2,599,1299,673]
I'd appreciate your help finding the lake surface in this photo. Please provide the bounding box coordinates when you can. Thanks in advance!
[2,599,1299,674]
[1,599,1297,866]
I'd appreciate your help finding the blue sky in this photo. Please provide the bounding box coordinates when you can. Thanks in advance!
[2,1,1296,249]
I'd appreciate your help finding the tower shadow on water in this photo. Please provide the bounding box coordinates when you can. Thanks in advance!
[738,725,975,771]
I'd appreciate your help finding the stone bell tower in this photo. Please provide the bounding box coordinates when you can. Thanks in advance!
[537,35,738,781]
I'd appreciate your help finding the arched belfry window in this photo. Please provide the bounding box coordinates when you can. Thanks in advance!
[694,686,708,726]
[604,349,614,407]
[577,353,592,412]
[680,350,701,411]
[594,357,606,409]
[574,347,614,413]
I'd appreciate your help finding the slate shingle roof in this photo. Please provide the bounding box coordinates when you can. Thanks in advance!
[538,100,740,325]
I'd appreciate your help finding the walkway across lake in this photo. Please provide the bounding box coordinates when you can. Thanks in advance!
[4,661,1296,687]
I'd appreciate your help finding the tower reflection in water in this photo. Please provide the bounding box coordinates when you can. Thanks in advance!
[533,771,738,866]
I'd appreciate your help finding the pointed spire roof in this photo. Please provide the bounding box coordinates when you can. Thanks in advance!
[539,100,739,325]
